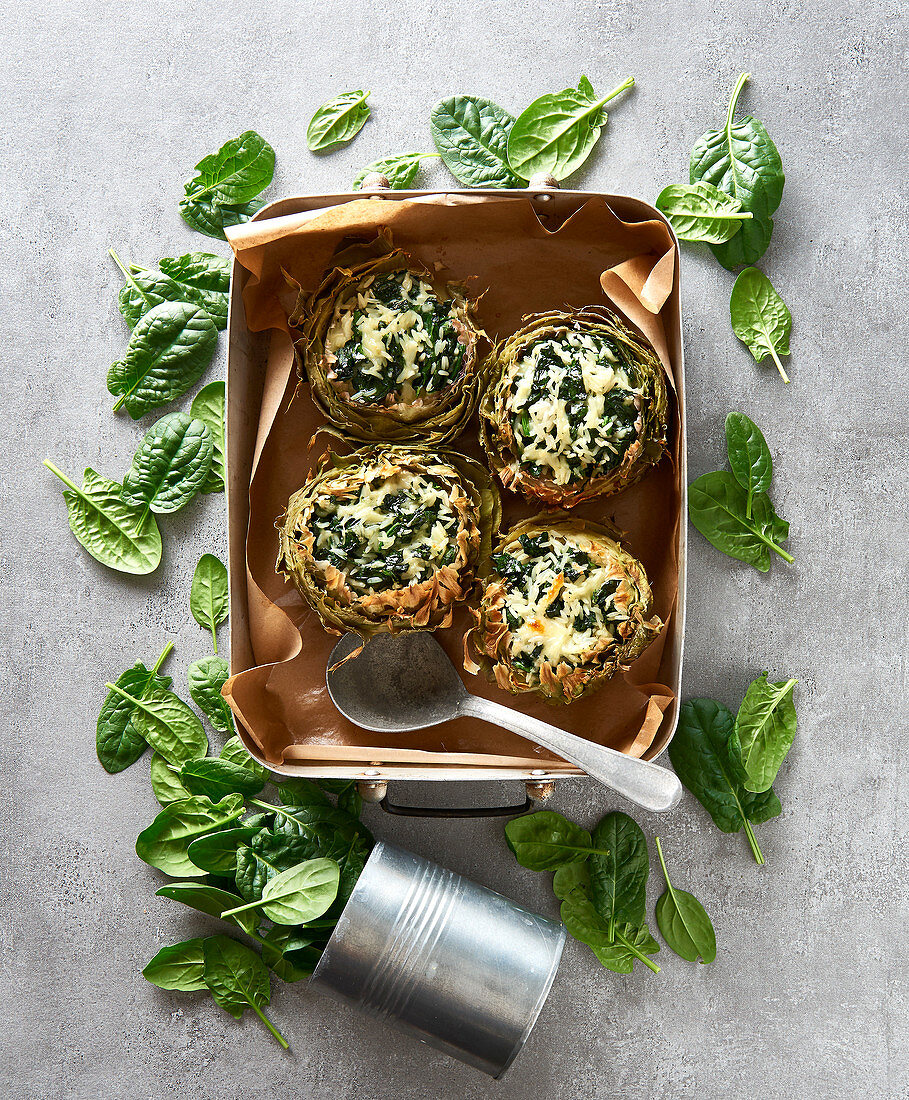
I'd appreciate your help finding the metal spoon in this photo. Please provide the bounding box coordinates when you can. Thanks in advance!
[326,632,682,813]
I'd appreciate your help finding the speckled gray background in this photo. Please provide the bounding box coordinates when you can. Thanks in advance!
[2,1,906,1097]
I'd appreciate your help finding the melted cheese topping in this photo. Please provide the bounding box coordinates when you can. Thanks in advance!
[492,530,631,676]
[503,330,643,485]
[306,466,462,594]
[324,271,466,406]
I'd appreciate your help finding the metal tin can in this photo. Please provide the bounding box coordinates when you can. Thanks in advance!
[309,841,566,1077]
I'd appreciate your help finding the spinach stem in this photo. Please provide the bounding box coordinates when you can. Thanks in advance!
[596,76,635,109]
[220,898,265,919]
[615,928,660,973]
[42,459,81,495]
[248,1001,289,1049]
[762,535,795,564]
[768,345,791,384]
[654,837,675,900]
[150,640,174,675]
[725,72,750,132]
[109,248,152,307]
[743,820,765,865]
[210,617,218,654]
[707,211,754,220]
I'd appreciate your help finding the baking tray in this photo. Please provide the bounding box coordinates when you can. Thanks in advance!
[225,185,687,808]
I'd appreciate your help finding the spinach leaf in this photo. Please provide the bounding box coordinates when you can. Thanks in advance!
[121,413,214,514]
[507,75,634,181]
[730,267,792,383]
[202,935,288,1048]
[689,72,784,269]
[190,553,229,652]
[725,411,772,519]
[188,655,234,732]
[180,758,265,801]
[352,153,438,190]
[143,938,208,991]
[307,91,371,151]
[158,253,230,330]
[107,301,218,418]
[261,926,325,983]
[655,182,752,243]
[189,381,226,493]
[504,811,594,870]
[150,751,194,806]
[221,858,340,926]
[43,462,162,575]
[689,471,793,572]
[179,196,264,241]
[668,698,782,864]
[220,736,270,783]
[554,860,660,974]
[183,131,275,207]
[654,837,716,964]
[96,641,173,772]
[235,844,277,902]
[156,881,258,936]
[336,784,362,819]
[730,672,798,793]
[185,827,259,876]
[110,249,230,331]
[277,778,332,809]
[105,682,207,765]
[430,96,521,187]
[588,812,649,934]
[136,794,245,877]
[260,800,372,848]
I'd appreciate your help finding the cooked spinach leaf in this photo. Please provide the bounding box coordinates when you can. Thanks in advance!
[668,698,781,863]
[730,267,792,382]
[107,301,218,418]
[43,462,162,575]
[430,96,521,187]
[307,91,371,151]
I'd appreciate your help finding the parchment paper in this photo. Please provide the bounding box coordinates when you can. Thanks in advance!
[223,194,680,768]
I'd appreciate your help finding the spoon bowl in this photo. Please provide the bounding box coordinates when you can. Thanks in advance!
[327,632,682,813]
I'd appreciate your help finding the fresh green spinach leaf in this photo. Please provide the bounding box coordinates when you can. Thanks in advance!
[187,655,234,732]
[352,153,438,190]
[730,672,798,793]
[156,881,258,936]
[96,641,173,772]
[507,75,634,181]
[43,462,162,575]
[668,698,782,863]
[430,96,521,187]
[278,778,332,809]
[105,681,207,765]
[591,924,661,974]
[179,196,264,240]
[183,131,275,207]
[504,811,594,870]
[654,837,716,964]
[150,751,194,806]
[220,736,270,783]
[136,794,245,877]
[110,249,230,331]
[689,72,784,269]
[588,812,649,935]
[185,827,259,876]
[261,926,325,983]
[107,301,218,418]
[143,937,208,991]
[202,935,288,1048]
[222,858,340,926]
[189,381,226,493]
[180,757,265,801]
[121,413,213,514]
[730,267,792,382]
[190,553,229,652]
[725,411,772,519]
[307,91,371,151]
[689,471,792,571]
[655,182,752,243]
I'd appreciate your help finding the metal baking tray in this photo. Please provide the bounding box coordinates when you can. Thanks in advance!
[225,185,687,810]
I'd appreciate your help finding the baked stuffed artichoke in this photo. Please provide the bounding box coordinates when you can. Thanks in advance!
[288,236,485,443]
[464,514,663,704]
[479,307,669,507]
[277,446,500,647]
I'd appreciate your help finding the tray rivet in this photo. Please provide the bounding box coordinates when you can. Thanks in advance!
[364,769,381,777]
[530,769,548,776]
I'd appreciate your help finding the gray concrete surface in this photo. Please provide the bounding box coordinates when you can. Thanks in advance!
[1,1,906,1097]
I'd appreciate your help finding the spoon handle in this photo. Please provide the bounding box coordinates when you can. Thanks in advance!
[460,695,682,813]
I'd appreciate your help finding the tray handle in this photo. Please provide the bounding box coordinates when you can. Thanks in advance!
[356,779,555,818]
